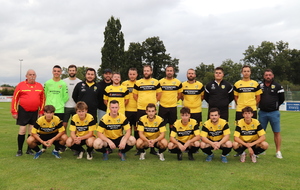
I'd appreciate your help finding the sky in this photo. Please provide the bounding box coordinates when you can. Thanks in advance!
[1,0,300,86]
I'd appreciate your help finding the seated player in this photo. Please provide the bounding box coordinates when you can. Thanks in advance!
[136,103,168,161]
[93,100,136,161]
[200,108,232,163]
[66,101,96,160]
[233,106,269,163]
[27,105,67,159]
[168,107,200,161]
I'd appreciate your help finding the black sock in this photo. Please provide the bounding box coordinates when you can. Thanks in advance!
[222,147,232,156]
[87,146,93,153]
[234,146,247,155]
[201,147,213,155]
[190,146,200,154]
[17,134,25,151]
[137,148,145,153]
[134,131,139,139]
[33,146,40,152]
[158,148,166,153]
[254,147,266,155]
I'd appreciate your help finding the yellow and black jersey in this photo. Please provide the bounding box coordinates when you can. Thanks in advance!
[171,118,200,143]
[32,115,64,134]
[234,118,266,143]
[137,115,166,140]
[159,78,182,108]
[70,113,96,137]
[133,78,162,110]
[182,81,204,113]
[96,113,130,140]
[201,118,230,142]
[233,80,262,111]
[122,80,137,112]
[104,85,129,114]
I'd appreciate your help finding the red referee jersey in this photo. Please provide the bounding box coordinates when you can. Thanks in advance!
[11,80,45,115]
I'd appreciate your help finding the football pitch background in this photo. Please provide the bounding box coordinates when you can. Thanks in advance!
[0,102,299,190]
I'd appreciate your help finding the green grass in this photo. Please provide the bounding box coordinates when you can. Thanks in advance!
[0,102,299,190]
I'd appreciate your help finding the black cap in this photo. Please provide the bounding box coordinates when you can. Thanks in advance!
[104,68,112,73]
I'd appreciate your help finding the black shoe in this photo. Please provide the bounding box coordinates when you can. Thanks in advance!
[188,152,194,161]
[135,150,141,156]
[16,150,23,157]
[59,146,67,153]
[150,148,158,155]
[234,153,241,157]
[177,152,183,161]
[73,150,80,156]
[26,149,34,155]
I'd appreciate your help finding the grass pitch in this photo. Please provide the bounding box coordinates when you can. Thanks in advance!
[0,102,299,190]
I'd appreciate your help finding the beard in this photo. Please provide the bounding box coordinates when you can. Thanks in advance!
[187,76,195,81]
[144,74,151,79]
[69,74,76,78]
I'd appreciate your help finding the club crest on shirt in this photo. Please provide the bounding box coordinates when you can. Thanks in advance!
[251,124,255,129]
[52,122,55,127]
[250,83,254,86]
[119,88,123,92]
[154,122,158,127]
[117,118,120,123]
[218,125,221,130]
[221,85,225,89]
[58,85,62,89]
[195,85,198,89]
[151,81,154,84]
[172,81,176,85]
[94,86,97,91]
[271,85,275,89]
[211,84,215,90]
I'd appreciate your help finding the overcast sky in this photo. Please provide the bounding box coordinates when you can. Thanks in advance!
[1,0,299,86]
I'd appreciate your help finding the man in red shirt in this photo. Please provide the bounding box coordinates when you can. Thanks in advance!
[11,69,45,156]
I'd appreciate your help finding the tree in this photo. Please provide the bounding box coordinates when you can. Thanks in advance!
[142,36,178,79]
[123,42,144,80]
[288,49,300,85]
[220,59,243,84]
[99,16,125,77]
[242,41,291,81]
[195,63,215,84]
[61,66,89,81]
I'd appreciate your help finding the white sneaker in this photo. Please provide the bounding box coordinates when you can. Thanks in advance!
[240,152,246,162]
[77,151,84,159]
[158,153,165,161]
[276,151,283,159]
[139,152,146,160]
[250,154,257,163]
[87,152,93,160]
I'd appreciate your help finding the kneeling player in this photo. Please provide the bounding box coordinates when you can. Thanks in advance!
[93,100,136,161]
[66,101,96,160]
[27,105,67,159]
[200,108,232,163]
[136,103,168,161]
[233,106,269,163]
[168,107,200,161]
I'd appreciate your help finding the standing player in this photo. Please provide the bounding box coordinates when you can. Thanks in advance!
[27,105,68,159]
[181,68,205,126]
[104,72,129,115]
[44,65,69,121]
[11,69,45,156]
[66,101,96,160]
[158,65,182,130]
[97,68,113,121]
[72,68,100,121]
[122,68,138,140]
[259,69,285,159]
[133,65,162,155]
[233,106,269,163]
[168,107,200,161]
[200,108,232,163]
[63,65,81,132]
[204,67,234,121]
[136,103,168,161]
[234,65,262,122]
[93,100,136,161]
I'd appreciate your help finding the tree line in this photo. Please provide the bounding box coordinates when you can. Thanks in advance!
[64,16,300,91]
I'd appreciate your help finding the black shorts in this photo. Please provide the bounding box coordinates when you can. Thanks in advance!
[109,136,123,147]
[235,111,257,121]
[16,106,38,126]
[190,112,202,126]
[137,109,146,121]
[55,113,65,121]
[158,105,177,126]
[63,107,76,122]
[125,111,137,126]
[36,132,59,145]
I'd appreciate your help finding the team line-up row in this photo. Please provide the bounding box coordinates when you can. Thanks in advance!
[11,64,285,161]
